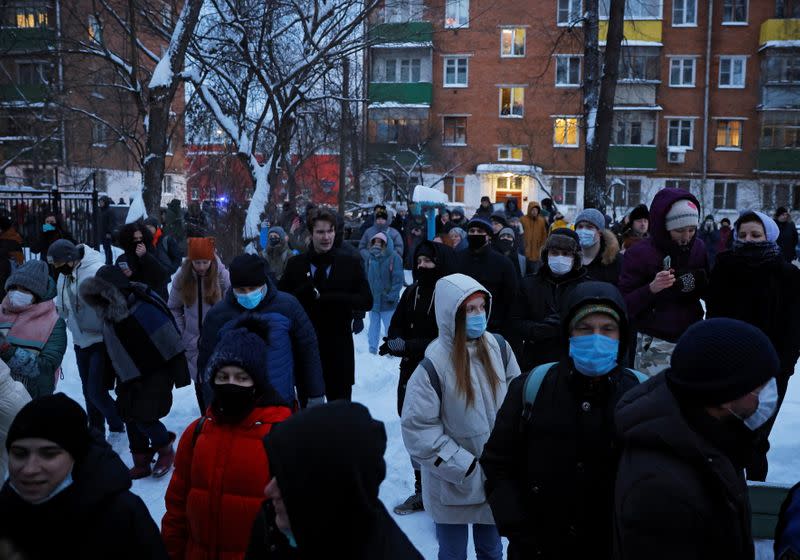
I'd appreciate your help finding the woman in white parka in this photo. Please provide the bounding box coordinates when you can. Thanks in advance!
[401,273,521,560]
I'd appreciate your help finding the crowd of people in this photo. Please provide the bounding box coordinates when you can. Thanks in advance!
[0,190,797,560]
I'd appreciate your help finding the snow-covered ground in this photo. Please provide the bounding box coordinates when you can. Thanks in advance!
[57,316,797,559]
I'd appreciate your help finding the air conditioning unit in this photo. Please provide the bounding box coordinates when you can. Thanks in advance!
[667,148,686,164]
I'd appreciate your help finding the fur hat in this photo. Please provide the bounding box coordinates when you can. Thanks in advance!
[5,260,50,299]
[188,237,216,261]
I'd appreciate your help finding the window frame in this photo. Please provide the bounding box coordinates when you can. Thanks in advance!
[553,116,580,148]
[500,28,526,58]
[442,116,468,146]
[557,0,582,26]
[498,86,525,118]
[555,55,582,87]
[715,119,743,151]
[445,0,469,29]
[672,0,697,26]
[714,181,738,210]
[667,118,695,149]
[443,176,465,202]
[721,0,748,25]
[91,121,108,147]
[612,179,642,208]
[497,145,524,162]
[550,177,579,205]
[612,111,657,147]
[718,56,747,89]
[16,60,49,86]
[443,56,469,88]
[669,57,697,88]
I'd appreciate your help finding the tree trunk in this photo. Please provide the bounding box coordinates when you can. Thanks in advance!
[583,0,625,213]
[338,58,350,218]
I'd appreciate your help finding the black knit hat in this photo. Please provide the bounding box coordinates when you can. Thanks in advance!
[230,255,268,288]
[466,216,494,236]
[666,318,780,405]
[6,394,91,460]
[96,265,131,291]
[629,204,649,222]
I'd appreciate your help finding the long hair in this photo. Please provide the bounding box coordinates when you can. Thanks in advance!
[175,258,223,307]
[451,301,499,408]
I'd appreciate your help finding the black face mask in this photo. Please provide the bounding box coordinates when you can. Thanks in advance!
[416,266,438,285]
[211,383,257,423]
[268,237,281,247]
[497,239,514,254]
[467,234,487,251]
[57,264,74,276]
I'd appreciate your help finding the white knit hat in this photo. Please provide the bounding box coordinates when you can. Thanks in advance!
[665,199,699,231]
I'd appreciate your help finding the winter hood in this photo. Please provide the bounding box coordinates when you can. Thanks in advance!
[733,210,780,243]
[526,201,541,215]
[263,401,388,556]
[433,273,492,343]
[410,240,457,283]
[561,281,630,359]
[649,188,701,251]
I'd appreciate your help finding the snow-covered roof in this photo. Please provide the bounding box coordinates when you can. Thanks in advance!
[475,163,542,175]
[760,40,800,51]
[368,102,430,109]
[412,185,449,204]
[599,40,662,47]
[372,42,433,49]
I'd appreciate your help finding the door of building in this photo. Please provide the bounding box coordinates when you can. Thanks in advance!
[495,175,523,211]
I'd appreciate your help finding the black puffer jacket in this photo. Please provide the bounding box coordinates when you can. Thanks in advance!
[481,282,641,560]
[245,402,423,559]
[613,376,755,560]
[0,435,167,559]
[511,264,588,371]
[116,223,170,300]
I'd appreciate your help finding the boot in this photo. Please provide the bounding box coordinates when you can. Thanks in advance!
[152,432,177,478]
[129,450,155,479]
[393,469,424,515]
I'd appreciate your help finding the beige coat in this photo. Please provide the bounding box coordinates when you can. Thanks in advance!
[401,273,520,525]
[520,201,548,262]
[0,359,32,481]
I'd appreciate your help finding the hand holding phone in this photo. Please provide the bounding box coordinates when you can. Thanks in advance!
[662,256,671,271]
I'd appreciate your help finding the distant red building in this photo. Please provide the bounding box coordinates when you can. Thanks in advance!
[185,145,341,207]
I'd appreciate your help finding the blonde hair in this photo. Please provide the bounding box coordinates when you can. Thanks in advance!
[175,258,223,307]
[451,300,499,408]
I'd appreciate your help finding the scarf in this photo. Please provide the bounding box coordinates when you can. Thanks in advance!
[732,240,782,265]
[0,297,59,351]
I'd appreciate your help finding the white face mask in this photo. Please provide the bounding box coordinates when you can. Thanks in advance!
[727,377,779,431]
[8,290,34,308]
[548,255,574,276]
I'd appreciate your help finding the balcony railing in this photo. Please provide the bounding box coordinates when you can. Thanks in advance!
[369,22,434,46]
[368,82,432,105]
[759,18,800,46]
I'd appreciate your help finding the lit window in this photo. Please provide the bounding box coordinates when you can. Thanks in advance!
[499,87,524,118]
[445,0,469,28]
[443,116,467,146]
[669,58,696,87]
[716,120,743,149]
[444,57,468,87]
[719,56,746,88]
[668,119,694,148]
[500,28,525,57]
[761,112,800,149]
[673,0,697,25]
[556,55,581,86]
[497,146,523,161]
[15,7,48,28]
[554,117,579,147]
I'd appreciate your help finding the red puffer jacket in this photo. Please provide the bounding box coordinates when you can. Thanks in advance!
[162,405,293,560]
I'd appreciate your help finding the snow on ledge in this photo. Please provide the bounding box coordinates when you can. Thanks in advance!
[475,163,543,175]
[372,41,433,49]
[412,185,449,204]
[760,40,800,50]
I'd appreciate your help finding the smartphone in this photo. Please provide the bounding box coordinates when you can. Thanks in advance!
[118,261,130,271]
[662,256,671,271]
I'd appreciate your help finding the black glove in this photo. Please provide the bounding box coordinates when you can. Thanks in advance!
[296,281,319,301]
[675,269,707,295]
[379,339,391,356]
[387,337,406,355]
[352,318,364,334]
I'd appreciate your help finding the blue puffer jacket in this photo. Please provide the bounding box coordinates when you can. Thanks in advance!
[365,237,404,313]
[197,275,325,403]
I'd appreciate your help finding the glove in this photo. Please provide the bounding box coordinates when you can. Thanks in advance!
[387,337,406,354]
[675,269,707,295]
[352,318,364,334]
[296,281,319,301]
[378,340,391,356]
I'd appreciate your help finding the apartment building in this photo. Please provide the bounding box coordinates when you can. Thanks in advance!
[364,0,800,219]
[0,1,185,204]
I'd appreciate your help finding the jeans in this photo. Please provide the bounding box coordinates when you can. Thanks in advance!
[368,310,394,352]
[102,237,113,266]
[126,419,170,452]
[435,523,502,560]
[75,343,124,433]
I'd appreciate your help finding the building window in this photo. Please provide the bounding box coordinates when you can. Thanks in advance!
[445,0,469,28]
[612,179,642,208]
[382,58,421,83]
[665,180,691,190]
[443,57,468,87]
[612,111,656,146]
[550,177,578,205]
[443,116,467,146]
[673,0,697,25]
[764,55,800,84]
[716,120,743,150]
[163,175,174,194]
[557,0,582,25]
[618,47,660,81]
[669,58,696,87]
[382,0,423,22]
[17,62,48,86]
[88,15,102,43]
[500,28,525,57]
[714,182,738,209]
[776,0,800,18]
[556,55,581,86]
[722,0,747,23]
[554,117,579,147]
[763,183,800,211]
[600,0,662,19]
[499,87,524,117]
[668,119,694,148]
[14,6,48,28]
[443,176,465,202]
[374,117,425,144]
[496,176,523,190]
[497,146,523,161]
[719,56,746,88]
[191,188,200,201]
[761,112,800,149]
[92,121,108,145]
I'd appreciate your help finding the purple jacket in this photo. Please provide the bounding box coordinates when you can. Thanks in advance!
[618,188,708,342]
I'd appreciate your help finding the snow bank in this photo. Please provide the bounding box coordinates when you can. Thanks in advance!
[412,185,448,204]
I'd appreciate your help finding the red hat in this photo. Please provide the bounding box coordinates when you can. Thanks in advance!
[188,237,216,261]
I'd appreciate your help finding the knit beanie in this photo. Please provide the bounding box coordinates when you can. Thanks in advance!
[466,216,494,236]
[6,394,91,461]
[733,211,780,243]
[5,260,51,299]
[666,318,779,405]
[268,226,287,239]
[47,239,80,264]
[665,199,699,231]
[206,318,271,393]
[568,304,620,332]
[498,227,516,239]
[489,212,508,228]
[415,243,436,261]
[449,227,466,240]
[574,208,605,231]
[546,228,580,253]
[188,237,216,261]
[629,204,649,222]
[230,255,268,288]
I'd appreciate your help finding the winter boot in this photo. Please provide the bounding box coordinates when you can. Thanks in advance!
[129,450,155,480]
[393,470,424,515]
[152,432,177,478]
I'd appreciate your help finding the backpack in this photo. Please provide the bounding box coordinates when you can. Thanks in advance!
[418,332,510,402]
[522,362,649,409]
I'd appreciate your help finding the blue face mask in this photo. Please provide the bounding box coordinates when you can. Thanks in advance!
[465,312,487,339]
[569,334,619,377]
[236,286,266,310]
[576,228,598,248]
[42,223,56,232]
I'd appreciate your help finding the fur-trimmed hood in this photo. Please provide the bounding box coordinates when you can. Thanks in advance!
[79,276,131,323]
[599,229,621,266]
